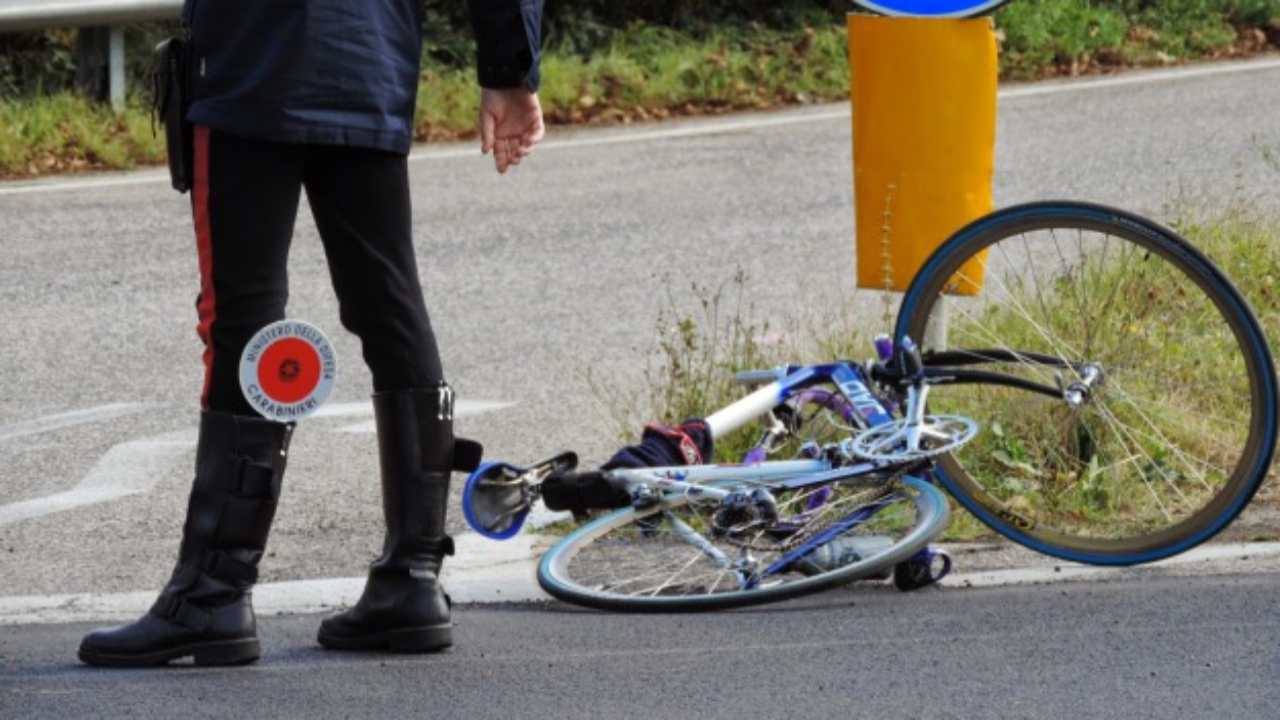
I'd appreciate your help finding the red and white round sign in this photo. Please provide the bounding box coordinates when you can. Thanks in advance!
[239,320,336,422]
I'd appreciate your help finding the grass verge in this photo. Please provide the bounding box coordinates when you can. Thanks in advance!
[0,92,164,176]
[3,4,1279,178]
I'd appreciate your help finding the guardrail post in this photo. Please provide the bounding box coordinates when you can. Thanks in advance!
[64,25,130,110]
[109,26,125,111]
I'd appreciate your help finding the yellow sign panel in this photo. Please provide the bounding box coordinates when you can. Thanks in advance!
[850,15,997,295]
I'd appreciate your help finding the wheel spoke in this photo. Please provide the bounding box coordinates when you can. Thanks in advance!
[544,474,944,608]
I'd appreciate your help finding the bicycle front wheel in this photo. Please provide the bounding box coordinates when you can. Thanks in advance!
[896,201,1278,565]
[537,476,950,612]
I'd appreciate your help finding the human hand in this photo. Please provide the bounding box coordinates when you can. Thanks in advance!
[479,88,545,175]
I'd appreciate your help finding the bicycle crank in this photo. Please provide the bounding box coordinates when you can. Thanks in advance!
[848,415,979,462]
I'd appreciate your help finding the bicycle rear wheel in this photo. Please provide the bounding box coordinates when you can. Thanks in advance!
[537,475,949,612]
[895,201,1278,565]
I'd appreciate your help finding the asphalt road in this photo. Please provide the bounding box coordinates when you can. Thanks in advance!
[1,57,1279,717]
[3,572,1279,719]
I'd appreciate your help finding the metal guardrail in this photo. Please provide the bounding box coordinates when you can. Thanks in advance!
[0,0,183,110]
[0,0,180,32]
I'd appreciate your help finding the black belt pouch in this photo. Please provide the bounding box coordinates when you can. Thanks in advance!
[154,37,194,193]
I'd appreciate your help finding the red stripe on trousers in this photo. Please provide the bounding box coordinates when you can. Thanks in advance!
[193,126,216,409]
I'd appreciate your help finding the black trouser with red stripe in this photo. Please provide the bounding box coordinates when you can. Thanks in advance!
[191,126,443,414]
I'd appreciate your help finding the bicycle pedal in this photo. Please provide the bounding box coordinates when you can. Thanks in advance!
[462,463,534,540]
[462,452,581,540]
[893,548,952,591]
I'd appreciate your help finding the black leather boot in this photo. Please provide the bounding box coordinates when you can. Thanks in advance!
[78,411,292,667]
[317,385,462,653]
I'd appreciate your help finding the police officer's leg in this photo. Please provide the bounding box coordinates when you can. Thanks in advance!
[299,148,442,388]
[79,128,303,667]
[195,132,303,415]
[303,146,454,653]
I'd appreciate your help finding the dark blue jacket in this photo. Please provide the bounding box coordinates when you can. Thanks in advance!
[184,0,542,154]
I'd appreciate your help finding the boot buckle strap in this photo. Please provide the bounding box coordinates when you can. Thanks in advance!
[156,596,212,632]
[437,383,454,421]
[279,422,295,455]
[452,438,483,473]
[204,550,258,585]
[404,535,454,557]
[234,457,279,498]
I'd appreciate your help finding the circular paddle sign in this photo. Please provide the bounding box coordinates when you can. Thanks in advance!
[852,0,1011,17]
[239,320,336,422]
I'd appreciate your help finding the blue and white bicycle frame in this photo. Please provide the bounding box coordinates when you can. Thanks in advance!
[606,362,899,502]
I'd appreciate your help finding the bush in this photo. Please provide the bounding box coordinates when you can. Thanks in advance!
[997,0,1131,77]
[1224,0,1280,25]
[0,30,77,97]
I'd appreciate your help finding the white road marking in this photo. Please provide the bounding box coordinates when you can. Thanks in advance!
[941,541,1280,588]
[3,57,1278,197]
[527,505,573,530]
[311,401,375,418]
[0,429,195,527]
[999,57,1280,98]
[0,399,510,526]
[335,399,515,433]
[0,532,546,625]
[0,169,169,197]
[0,403,157,443]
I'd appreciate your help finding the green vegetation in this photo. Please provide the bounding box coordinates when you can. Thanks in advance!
[999,0,1279,78]
[415,24,848,140]
[0,92,163,175]
[588,269,874,463]
[1173,210,1280,331]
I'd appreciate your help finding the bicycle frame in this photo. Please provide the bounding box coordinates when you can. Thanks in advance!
[604,361,900,500]
[919,349,1083,400]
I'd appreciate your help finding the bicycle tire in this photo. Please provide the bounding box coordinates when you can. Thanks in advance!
[895,201,1278,565]
[537,475,950,612]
